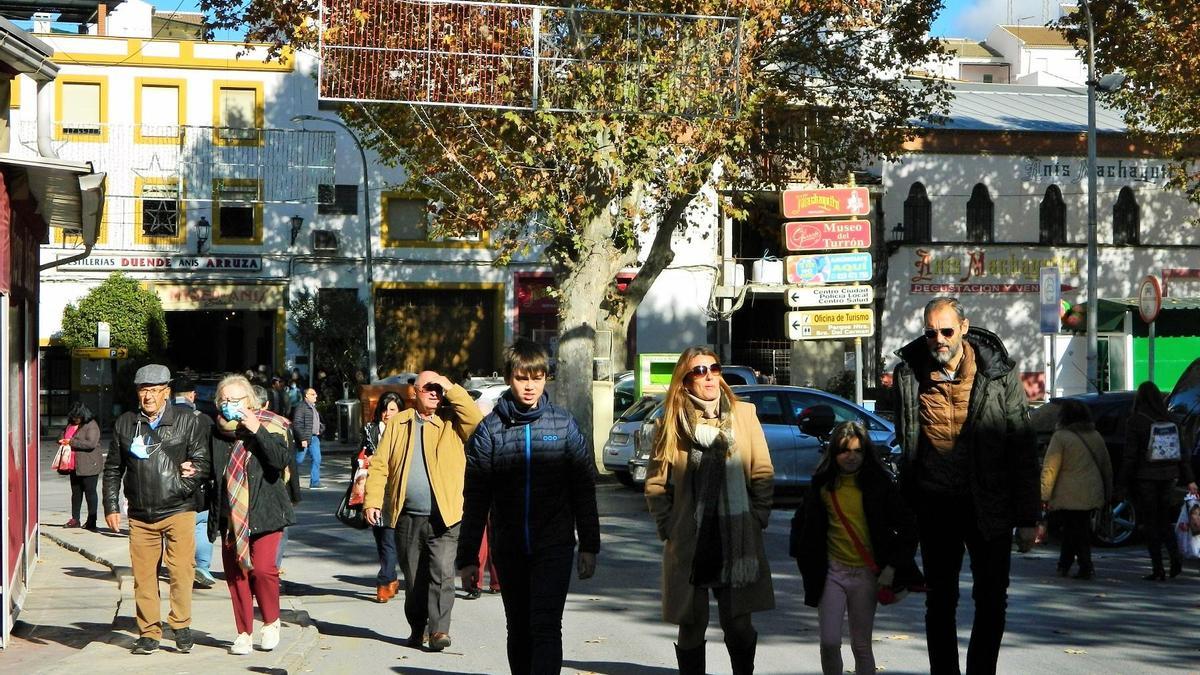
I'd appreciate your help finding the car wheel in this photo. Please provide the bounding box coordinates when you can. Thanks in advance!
[1092,499,1136,547]
[615,471,636,488]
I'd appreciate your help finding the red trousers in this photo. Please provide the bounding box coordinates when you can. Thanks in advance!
[221,529,283,634]
[474,523,501,591]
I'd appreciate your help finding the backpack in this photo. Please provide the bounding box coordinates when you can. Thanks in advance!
[1146,420,1181,462]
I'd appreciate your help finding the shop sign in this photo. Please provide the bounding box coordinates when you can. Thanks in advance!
[154,283,285,311]
[58,255,264,272]
[907,247,1080,294]
[786,285,874,308]
[783,220,871,252]
[780,187,870,219]
[1021,156,1172,186]
[786,308,875,340]
[786,252,872,285]
[71,347,128,359]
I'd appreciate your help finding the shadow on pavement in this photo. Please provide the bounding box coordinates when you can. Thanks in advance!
[10,620,114,650]
[562,660,677,674]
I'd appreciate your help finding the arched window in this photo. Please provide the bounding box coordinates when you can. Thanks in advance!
[965,183,994,243]
[903,182,931,243]
[1113,186,1140,245]
[1039,185,1066,245]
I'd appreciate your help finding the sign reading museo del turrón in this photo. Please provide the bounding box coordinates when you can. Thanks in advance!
[783,219,871,251]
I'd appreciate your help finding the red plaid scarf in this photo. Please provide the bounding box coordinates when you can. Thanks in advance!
[222,410,292,571]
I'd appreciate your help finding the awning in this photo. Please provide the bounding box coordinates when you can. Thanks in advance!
[1099,298,1200,337]
[0,153,104,237]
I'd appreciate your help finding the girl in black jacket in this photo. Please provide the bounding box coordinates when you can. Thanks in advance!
[790,421,921,675]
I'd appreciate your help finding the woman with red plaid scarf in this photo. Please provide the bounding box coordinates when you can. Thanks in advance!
[203,374,295,655]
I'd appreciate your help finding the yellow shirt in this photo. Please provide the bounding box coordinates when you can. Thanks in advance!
[821,473,873,567]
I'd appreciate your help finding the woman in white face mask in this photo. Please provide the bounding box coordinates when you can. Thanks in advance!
[206,374,296,655]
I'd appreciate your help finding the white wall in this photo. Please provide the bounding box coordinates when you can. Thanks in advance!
[883,152,1196,246]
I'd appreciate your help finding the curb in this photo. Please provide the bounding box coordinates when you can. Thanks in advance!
[40,530,321,672]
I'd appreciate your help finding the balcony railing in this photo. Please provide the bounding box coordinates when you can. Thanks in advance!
[14,121,336,204]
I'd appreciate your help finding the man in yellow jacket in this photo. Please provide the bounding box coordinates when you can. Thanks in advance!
[364,371,483,652]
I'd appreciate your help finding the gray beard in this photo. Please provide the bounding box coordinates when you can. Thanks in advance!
[930,346,957,366]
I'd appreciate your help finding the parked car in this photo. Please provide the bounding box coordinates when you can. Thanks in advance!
[628,384,896,500]
[603,394,664,486]
[613,371,636,417]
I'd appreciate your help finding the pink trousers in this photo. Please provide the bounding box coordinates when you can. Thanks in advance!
[817,558,878,675]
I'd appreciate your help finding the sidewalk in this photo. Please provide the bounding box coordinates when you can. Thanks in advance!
[7,440,320,673]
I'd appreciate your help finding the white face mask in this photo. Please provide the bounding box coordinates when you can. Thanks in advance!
[130,434,151,459]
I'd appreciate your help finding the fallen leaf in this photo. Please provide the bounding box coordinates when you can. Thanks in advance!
[885,634,911,640]
[1065,648,1087,655]
[585,637,607,644]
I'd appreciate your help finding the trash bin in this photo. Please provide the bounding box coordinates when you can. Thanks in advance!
[335,398,361,445]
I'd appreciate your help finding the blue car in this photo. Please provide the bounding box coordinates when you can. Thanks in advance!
[629,384,897,498]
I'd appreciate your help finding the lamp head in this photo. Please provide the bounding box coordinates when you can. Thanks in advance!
[290,214,304,246]
[1097,73,1127,92]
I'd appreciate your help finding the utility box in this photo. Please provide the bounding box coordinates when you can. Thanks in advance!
[636,353,680,398]
[335,399,361,445]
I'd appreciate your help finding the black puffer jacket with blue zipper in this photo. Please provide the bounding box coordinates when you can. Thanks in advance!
[456,391,600,568]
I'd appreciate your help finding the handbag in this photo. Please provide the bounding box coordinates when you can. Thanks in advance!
[829,487,906,605]
[51,445,76,475]
[335,482,370,530]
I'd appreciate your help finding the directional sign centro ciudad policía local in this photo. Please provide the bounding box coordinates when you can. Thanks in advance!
[786,285,875,309]
[787,309,874,340]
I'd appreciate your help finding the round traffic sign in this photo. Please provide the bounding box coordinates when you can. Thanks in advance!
[1138,275,1162,323]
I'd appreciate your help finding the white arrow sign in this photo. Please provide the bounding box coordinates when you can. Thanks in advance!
[786,285,874,309]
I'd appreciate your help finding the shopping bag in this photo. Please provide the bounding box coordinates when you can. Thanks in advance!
[335,483,370,530]
[51,445,75,474]
[1176,497,1200,560]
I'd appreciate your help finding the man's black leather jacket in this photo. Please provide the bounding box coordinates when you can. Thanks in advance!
[103,403,211,523]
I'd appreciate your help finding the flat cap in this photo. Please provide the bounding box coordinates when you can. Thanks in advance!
[134,364,171,386]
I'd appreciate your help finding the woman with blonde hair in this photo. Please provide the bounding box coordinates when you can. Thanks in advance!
[206,373,295,654]
[645,346,774,674]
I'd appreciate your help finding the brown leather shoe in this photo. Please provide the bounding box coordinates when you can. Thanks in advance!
[428,632,451,651]
[376,580,398,603]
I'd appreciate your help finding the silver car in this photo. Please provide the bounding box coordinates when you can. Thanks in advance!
[603,394,663,487]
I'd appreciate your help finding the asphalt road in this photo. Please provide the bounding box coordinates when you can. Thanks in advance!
[280,465,1199,674]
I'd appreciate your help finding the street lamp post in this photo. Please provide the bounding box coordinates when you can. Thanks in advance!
[1080,0,1124,393]
[1083,0,1100,394]
[292,114,378,382]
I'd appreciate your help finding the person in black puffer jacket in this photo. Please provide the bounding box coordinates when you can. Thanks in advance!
[457,339,600,675]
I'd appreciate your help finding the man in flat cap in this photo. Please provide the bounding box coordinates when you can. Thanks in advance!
[103,364,211,655]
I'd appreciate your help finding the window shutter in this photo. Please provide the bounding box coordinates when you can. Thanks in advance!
[141,85,179,136]
[62,83,101,132]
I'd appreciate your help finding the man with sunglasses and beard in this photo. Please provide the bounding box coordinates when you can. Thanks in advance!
[892,297,1038,675]
[364,370,482,652]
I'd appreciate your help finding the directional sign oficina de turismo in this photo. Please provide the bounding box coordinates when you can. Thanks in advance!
[780,187,871,219]
[786,285,875,309]
[783,220,871,251]
[786,309,875,340]
[786,252,873,285]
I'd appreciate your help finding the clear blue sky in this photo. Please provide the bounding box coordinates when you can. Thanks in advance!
[932,0,1064,39]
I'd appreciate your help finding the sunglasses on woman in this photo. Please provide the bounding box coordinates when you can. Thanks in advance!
[687,363,722,378]
[923,327,956,340]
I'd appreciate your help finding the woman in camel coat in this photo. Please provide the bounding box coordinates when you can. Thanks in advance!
[645,346,774,675]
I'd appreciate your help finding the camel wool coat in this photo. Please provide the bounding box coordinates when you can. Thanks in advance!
[364,384,482,527]
[644,399,775,625]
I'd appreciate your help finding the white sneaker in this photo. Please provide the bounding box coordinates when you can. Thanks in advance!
[260,619,281,651]
[230,632,252,655]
